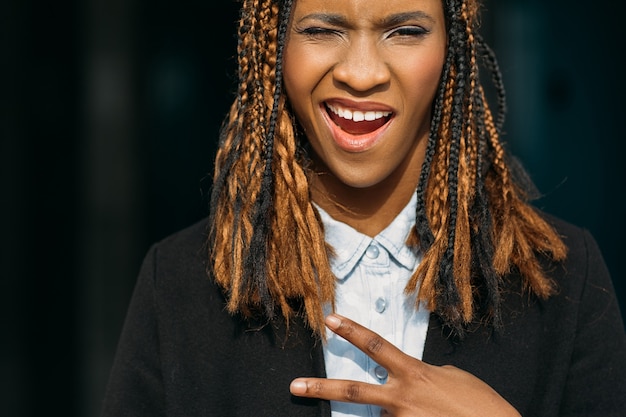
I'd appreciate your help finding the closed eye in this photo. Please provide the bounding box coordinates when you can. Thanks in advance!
[294,25,343,39]
[386,25,429,38]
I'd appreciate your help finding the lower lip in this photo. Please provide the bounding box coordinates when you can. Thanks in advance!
[321,105,392,153]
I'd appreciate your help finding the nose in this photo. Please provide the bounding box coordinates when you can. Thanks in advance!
[332,36,391,92]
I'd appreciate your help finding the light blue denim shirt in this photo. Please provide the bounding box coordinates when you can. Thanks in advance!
[316,192,430,417]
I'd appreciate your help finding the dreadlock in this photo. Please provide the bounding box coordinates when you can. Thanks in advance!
[407,0,566,334]
[209,0,567,337]
[209,0,335,336]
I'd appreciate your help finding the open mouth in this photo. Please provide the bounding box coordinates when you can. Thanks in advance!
[325,102,393,136]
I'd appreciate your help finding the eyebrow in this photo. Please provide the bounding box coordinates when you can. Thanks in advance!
[296,11,435,28]
[296,13,349,27]
[378,11,435,27]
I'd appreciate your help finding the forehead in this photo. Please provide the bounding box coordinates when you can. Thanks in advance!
[290,0,445,21]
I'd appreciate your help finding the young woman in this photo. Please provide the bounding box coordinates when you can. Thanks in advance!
[101,0,626,416]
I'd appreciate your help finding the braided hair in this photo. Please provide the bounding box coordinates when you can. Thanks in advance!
[208,0,567,336]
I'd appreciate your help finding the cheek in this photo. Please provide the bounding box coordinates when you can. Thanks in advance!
[282,49,301,105]
[283,51,313,123]
[284,45,320,96]
[393,65,443,133]
[283,42,337,107]
[404,55,445,102]
[283,48,332,142]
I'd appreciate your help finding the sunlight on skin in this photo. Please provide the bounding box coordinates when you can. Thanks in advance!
[290,314,521,417]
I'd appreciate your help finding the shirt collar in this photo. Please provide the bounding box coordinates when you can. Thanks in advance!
[315,192,419,280]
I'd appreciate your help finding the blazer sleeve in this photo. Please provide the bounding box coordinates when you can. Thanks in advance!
[100,244,166,417]
[558,229,626,416]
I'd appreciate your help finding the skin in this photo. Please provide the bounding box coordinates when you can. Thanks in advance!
[283,0,445,237]
[290,314,522,417]
[283,0,522,415]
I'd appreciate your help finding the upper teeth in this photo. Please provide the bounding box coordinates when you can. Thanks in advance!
[327,103,391,122]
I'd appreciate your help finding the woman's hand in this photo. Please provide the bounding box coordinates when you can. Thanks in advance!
[290,314,521,417]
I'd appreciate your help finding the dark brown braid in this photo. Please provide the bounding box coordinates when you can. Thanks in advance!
[408,0,566,334]
[209,0,567,336]
[209,0,335,336]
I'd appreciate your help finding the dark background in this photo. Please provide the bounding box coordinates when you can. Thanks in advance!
[2,0,624,416]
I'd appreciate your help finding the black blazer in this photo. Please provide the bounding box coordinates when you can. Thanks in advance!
[100,215,626,417]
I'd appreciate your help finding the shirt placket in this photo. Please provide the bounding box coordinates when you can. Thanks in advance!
[360,239,393,386]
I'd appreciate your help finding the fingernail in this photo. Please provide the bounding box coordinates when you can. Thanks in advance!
[290,380,307,394]
[325,314,341,330]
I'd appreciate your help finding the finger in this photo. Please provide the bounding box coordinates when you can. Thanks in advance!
[325,314,422,375]
[290,377,389,406]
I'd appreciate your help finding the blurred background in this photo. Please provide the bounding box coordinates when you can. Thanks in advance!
[1,0,624,416]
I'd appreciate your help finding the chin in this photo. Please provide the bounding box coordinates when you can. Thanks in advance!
[334,171,386,189]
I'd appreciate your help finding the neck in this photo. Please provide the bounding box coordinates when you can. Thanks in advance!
[310,141,426,237]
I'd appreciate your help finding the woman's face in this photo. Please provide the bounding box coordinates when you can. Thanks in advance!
[283,0,447,191]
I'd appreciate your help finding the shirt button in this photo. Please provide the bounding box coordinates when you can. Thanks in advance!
[366,244,380,259]
[374,365,388,381]
[374,297,386,313]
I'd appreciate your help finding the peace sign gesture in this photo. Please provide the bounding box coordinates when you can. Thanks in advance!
[290,314,521,417]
